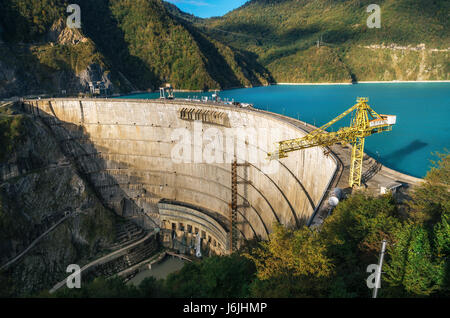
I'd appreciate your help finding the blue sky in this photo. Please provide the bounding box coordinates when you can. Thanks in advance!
[166,0,249,18]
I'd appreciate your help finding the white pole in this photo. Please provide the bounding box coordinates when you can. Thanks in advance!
[373,240,387,298]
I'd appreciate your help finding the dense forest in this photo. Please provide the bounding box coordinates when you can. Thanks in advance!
[25,152,449,298]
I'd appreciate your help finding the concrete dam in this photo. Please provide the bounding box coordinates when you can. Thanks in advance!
[23,98,339,254]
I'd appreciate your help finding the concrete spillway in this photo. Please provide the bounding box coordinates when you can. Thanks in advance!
[23,98,340,253]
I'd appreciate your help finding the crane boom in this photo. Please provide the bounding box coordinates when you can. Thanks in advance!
[267,98,396,188]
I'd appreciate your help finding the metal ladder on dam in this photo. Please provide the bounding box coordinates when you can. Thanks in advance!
[230,159,251,253]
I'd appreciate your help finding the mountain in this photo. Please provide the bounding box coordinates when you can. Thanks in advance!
[192,0,450,83]
[0,0,272,98]
[0,0,448,98]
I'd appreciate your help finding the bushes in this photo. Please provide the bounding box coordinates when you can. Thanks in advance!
[0,114,27,162]
[384,220,449,297]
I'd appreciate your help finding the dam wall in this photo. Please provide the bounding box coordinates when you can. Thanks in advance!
[23,98,338,250]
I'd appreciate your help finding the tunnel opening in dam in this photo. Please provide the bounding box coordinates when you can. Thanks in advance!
[22,98,339,255]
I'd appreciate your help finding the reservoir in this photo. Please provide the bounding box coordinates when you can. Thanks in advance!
[118,82,450,178]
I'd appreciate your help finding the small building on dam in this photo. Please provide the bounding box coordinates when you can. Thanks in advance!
[22,98,339,256]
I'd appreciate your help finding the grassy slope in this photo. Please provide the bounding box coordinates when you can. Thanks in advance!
[196,0,450,82]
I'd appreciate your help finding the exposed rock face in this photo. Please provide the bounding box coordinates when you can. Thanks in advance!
[343,45,449,82]
[0,18,114,99]
[43,20,114,94]
[46,18,89,45]
[0,52,114,98]
[0,108,117,296]
[78,63,114,93]
[0,60,19,98]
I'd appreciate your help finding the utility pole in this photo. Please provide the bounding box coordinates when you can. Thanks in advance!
[373,239,387,298]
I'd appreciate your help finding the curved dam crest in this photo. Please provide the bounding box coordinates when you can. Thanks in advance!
[24,98,338,251]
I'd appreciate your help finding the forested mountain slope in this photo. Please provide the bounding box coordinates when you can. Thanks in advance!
[0,0,272,98]
[191,0,449,83]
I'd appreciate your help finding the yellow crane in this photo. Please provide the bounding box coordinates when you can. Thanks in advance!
[267,98,396,188]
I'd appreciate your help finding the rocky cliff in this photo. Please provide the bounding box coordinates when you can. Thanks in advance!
[0,103,117,296]
[0,17,114,98]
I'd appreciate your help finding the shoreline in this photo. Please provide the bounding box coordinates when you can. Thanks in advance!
[115,79,450,97]
[122,80,450,95]
[3,80,449,100]
[275,80,450,86]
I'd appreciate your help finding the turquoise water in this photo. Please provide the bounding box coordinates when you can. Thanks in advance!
[117,83,450,178]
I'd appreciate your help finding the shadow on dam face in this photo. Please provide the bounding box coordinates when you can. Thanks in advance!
[22,99,338,251]
[37,112,157,229]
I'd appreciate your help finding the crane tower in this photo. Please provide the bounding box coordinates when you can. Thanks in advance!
[268,98,396,188]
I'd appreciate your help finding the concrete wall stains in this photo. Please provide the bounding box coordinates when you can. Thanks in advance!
[24,99,338,247]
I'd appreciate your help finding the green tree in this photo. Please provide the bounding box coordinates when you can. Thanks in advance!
[408,152,450,226]
[138,276,167,298]
[246,223,334,297]
[0,270,15,298]
[320,192,401,297]
[384,220,449,297]
[384,153,450,297]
